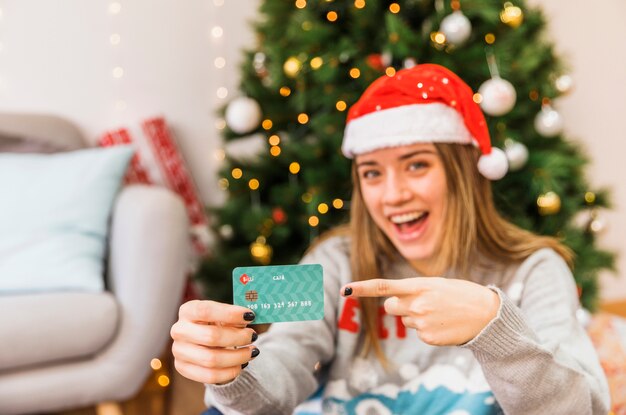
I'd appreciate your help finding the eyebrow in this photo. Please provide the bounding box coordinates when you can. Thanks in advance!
[356,149,435,167]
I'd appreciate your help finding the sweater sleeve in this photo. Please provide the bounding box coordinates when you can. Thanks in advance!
[203,237,346,415]
[462,249,610,415]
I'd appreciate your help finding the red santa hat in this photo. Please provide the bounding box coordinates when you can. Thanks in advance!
[342,63,508,180]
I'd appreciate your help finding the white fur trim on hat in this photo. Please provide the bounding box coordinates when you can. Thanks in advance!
[477,147,508,180]
[342,103,474,158]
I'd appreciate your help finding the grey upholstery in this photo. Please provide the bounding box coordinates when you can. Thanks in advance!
[0,113,191,414]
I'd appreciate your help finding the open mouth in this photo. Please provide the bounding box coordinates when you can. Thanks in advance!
[389,211,429,237]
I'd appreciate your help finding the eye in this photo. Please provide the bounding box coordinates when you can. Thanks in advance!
[361,169,381,179]
[408,161,428,171]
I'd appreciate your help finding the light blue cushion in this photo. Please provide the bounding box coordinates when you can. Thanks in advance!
[0,146,133,293]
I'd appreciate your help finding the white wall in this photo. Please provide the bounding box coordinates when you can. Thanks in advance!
[0,0,260,204]
[1,0,624,300]
[527,0,626,300]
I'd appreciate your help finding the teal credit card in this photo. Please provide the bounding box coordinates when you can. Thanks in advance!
[232,264,324,324]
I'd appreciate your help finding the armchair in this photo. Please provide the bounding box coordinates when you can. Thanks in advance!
[0,113,190,414]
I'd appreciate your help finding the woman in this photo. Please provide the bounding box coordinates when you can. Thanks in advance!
[171,64,609,414]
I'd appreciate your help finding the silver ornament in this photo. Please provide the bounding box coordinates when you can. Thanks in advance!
[478,77,517,116]
[534,105,564,137]
[440,11,472,45]
[225,97,262,134]
[504,139,529,171]
[404,58,417,69]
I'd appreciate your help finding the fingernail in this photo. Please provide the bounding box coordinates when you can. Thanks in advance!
[243,312,255,321]
[343,287,353,296]
[241,362,249,369]
[251,348,260,358]
[251,332,258,342]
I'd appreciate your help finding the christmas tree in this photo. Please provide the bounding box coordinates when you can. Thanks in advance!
[197,0,614,310]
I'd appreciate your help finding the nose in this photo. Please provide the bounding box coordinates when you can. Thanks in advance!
[382,171,412,206]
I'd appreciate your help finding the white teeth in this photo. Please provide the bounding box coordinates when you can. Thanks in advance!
[390,211,426,224]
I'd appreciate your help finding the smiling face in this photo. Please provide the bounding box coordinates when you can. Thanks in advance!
[356,143,448,275]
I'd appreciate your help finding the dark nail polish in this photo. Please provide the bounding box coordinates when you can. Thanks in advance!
[251,348,260,358]
[343,287,353,296]
[251,332,258,342]
[244,312,255,321]
[241,362,249,369]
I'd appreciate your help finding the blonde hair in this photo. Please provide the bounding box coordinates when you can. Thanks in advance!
[342,143,573,363]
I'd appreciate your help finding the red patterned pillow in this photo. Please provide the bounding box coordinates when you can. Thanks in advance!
[141,117,210,256]
[99,119,210,257]
[98,128,151,185]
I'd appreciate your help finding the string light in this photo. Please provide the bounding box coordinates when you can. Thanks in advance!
[585,192,596,205]
[289,162,301,174]
[216,87,228,99]
[310,57,323,69]
[389,3,400,13]
[215,118,226,130]
[280,86,292,96]
[214,57,226,68]
[326,11,338,22]
[472,93,483,103]
[249,179,260,190]
[150,359,162,370]
[295,0,307,9]
[318,203,329,214]
[332,198,344,209]
[231,168,243,179]
[262,119,273,130]
[298,113,309,124]
[308,216,320,227]
[336,100,347,111]
[211,26,224,38]
[385,67,396,77]
[270,146,281,156]
[431,32,446,45]
[283,57,302,78]
[354,0,366,9]
[218,178,229,190]
[268,135,280,146]
[214,149,226,161]
[112,66,124,78]
[349,68,361,78]
[108,2,121,14]
[157,375,170,387]
[485,33,496,44]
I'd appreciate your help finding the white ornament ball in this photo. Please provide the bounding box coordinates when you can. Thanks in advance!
[404,58,417,69]
[478,77,517,116]
[534,106,564,137]
[381,50,393,67]
[225,97,262,135]
[440,11,472,45]
[504,140,529,171]
[219,224,234,240]
[477,147,508,180]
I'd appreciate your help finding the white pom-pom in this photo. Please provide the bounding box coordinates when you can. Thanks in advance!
[477,147,508,180]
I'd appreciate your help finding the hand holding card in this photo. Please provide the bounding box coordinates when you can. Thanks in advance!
[170,300,260,385]
[232,264,324,324]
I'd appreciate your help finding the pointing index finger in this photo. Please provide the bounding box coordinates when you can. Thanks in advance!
[341,278,424,298]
